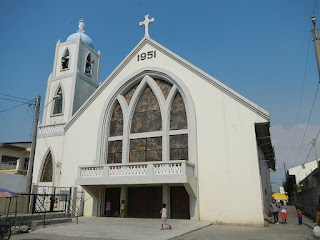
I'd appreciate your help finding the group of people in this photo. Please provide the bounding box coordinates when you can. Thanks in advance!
[270,199,303,225]
[105,200,126,217]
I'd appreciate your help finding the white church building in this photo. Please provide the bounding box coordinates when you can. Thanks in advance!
[32,17,275,226]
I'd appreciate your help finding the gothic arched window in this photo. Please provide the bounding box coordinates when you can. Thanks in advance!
[61,49,70,70]
[40,152,53,182]
[85,53,93,75]
[105,74,189,164]
[53,87,63,115]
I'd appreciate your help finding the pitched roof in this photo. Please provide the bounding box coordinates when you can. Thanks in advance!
[65,37,269,131]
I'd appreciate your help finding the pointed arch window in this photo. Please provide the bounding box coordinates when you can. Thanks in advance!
[40,152,53,182]
[53,87,63,115]
[104,75,190,164]
[85,53,93,75]
[61,49,70,70]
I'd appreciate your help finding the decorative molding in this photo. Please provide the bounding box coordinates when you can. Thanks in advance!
[38,124,65,135]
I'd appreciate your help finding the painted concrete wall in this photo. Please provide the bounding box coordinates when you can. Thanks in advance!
[0,173,27,193]
[288,160,318,184]
[34,39,271,224]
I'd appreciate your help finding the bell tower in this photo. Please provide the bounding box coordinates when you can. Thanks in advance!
[42,18,100,126]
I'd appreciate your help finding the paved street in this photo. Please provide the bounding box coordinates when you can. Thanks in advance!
[10,206,318,240]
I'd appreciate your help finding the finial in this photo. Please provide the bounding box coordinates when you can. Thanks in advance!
[78,18,85,33]
[139,14,155,38]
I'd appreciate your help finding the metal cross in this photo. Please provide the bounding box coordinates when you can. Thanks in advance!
[139,15,155,38]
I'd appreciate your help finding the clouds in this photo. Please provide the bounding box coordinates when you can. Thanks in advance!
[270,124,320,191]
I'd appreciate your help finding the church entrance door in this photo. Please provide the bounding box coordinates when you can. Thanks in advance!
[105,188,120,217]
[170,186,190,219]
[127,187,162,218]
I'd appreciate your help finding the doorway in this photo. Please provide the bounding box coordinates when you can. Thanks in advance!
[105,188,121,217]
[170,186,190,219]
[127,187,162,218]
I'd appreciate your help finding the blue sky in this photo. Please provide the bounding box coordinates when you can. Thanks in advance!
[0,1,319,191]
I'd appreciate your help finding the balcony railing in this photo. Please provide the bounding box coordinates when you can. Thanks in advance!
[78,161,194,178]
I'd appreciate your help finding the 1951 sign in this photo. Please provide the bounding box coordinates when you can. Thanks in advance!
[137,50,156,61]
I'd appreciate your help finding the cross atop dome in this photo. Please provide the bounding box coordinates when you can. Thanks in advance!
[78,18,85,33]
[139,15,154,38]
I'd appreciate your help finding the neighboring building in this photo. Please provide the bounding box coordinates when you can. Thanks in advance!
[288,160,318,185]
[299,167,320,190]
[32,18,275,226]
[0,142,31,175]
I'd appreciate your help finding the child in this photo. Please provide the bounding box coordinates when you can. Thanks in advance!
[120,200,126,218]
[106,200,111,217]
[160,203,171,230]
[297,208,302,225]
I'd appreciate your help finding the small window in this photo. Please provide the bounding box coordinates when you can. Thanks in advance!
[40,152,53,182]
[61,49,70,70]
[53,87,63,115]
[85,53,93,75]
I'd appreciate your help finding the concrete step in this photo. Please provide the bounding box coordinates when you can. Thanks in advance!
[31,217,72,230]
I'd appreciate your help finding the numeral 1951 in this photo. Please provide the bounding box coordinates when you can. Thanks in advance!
[137,50,156,61]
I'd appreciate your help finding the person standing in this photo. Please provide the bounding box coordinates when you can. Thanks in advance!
[106,200,111,217]
[315,205,320,226]
[270,199,279,224]
[280,200,287,224]
[297,208,303,225]
[160,203,171,230]
[120,200,126,218]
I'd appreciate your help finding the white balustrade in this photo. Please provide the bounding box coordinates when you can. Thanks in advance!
[38,124,64,135]
[78,161,194,179]
[154,163,182,175]
[80,167,103,178]
[109,165,147,176]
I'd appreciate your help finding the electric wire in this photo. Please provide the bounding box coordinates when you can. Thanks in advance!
[313,0,318,15]
[0,92,32,102]
[295,128,320,177]
[286,32,311,166]
[0,97,31,104]
[292,83,320,167]
[0,102,30,113]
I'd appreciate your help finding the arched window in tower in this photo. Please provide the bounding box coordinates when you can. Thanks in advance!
[61,49,70,70]
[53,87,63,115]
[40,152,53,182]
[85,53,93,75]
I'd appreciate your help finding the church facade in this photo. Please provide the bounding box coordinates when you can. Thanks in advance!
[32,17,275,226]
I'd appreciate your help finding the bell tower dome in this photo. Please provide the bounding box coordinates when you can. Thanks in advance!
[42,18,101,126]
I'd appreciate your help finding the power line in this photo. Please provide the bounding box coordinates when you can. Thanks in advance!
[285,32,312,167]
[295,129,320,177]
[0,92,32,102]
[313,0,318,15]
[292,83,320,167]
[0,97,31,104]
[0,102,29,113]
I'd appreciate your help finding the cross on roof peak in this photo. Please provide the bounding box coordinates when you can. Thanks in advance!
[139,14,155,38]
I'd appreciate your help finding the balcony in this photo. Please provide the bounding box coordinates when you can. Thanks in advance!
[75,160,197,196]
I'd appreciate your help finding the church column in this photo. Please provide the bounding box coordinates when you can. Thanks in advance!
[120,186,127,217]
[162,184,170,218]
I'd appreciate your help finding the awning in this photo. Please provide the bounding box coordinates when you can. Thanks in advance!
[255,122,276,170]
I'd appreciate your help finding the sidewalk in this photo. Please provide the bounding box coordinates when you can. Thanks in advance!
[10,206,318,240]
[173,206,317,240]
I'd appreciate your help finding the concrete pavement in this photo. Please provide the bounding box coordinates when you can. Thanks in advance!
[10,206,319,240]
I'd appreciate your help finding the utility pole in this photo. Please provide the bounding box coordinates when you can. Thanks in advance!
[25,95,41,212]
[312,16,320,83]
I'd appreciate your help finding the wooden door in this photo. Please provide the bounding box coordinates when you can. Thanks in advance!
[105,188,121,217]
[170,186,190,219]
[127,187,162,218]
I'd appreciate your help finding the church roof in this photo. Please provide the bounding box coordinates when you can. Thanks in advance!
[65,37,269,131]
[66,18,94,49]
[66,32,94,49]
